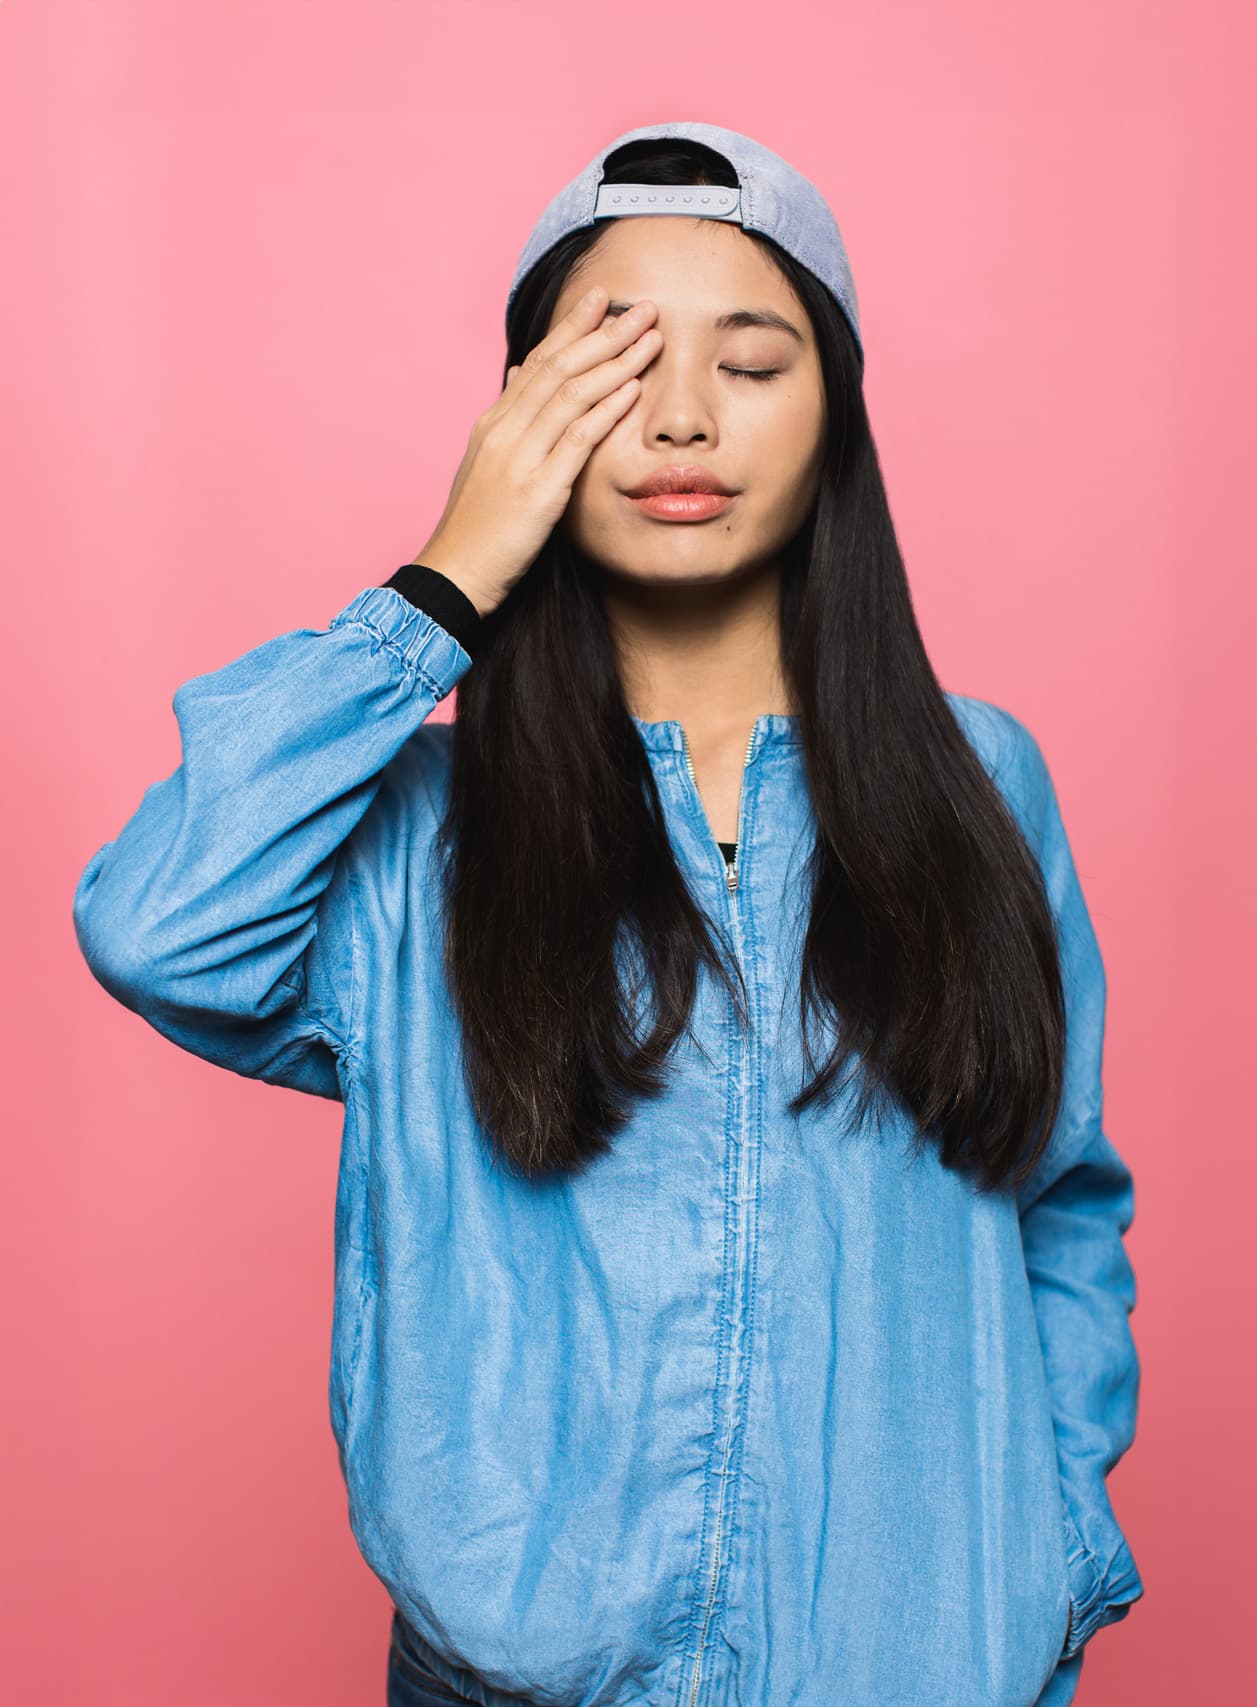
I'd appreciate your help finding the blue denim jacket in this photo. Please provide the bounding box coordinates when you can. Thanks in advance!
[72,585,1143,1707]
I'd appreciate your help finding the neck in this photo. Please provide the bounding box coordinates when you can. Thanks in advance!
[603,557,797,740]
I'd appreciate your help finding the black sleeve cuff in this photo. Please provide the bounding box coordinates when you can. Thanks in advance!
[382,563,483,661]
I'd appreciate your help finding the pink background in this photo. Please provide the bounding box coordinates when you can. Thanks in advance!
[5,1,1250,1701]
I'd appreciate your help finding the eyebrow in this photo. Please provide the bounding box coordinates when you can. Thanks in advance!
[606,301,805,344]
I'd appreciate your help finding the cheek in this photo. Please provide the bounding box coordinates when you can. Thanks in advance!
[560,465,620,546]
[570,435,634,516]
[736,383,816,440]
[570,427,619,488]
[741,395,820,469]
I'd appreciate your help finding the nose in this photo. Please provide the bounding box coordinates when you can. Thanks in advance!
[633,348,719,445]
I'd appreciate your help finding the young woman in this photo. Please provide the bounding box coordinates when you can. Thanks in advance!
[72,121,1144,1707]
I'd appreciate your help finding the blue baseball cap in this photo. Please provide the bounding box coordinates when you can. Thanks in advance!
[505,119,863,368]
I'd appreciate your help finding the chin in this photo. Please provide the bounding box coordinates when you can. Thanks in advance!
[606,553,758,590]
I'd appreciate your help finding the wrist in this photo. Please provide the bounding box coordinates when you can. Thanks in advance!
[408,552,496,620]
[384,562,485,660]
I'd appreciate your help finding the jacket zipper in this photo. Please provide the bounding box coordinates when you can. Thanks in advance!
[681,724,757,891]
[679,720,758,1707]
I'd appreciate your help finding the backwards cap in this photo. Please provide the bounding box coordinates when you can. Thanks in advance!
[505,119,863,368]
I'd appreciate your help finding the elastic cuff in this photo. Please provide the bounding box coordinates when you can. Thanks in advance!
[329,584,474,698]
[383,563,484,661]
[1059,1508,1144,1659]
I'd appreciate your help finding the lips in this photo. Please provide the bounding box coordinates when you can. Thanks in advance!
[624,464,738,498]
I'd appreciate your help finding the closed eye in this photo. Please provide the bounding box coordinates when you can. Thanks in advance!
[722,367,780,382]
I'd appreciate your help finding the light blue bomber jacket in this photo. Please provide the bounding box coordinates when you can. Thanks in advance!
[72,582,1144,1707]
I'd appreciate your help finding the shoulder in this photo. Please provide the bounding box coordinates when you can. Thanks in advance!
[943,690,1055,842]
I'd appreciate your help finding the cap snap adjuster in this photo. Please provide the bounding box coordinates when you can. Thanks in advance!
[592,183,743,223]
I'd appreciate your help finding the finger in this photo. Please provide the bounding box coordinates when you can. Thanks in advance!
[519,319,659,457]
[513,286,609,381]
[541,376,642,490]
[513,286,654,412]
[515,312,662,460]
[493,291,608,420]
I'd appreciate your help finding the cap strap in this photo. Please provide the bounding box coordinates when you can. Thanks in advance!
[592,183,743,223]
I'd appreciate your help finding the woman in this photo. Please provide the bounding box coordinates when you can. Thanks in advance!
[72,121,1143,1707]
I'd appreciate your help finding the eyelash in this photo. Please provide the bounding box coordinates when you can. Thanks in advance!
[605,315,780,383]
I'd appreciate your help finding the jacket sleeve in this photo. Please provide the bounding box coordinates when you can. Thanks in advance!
[382,562,484,659]
[998,712,1146,1662]
[72,585,473,1100]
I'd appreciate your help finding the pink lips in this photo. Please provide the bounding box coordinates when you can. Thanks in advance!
[627,492,737,521]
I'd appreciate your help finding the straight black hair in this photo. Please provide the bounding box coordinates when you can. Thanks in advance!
[432,137,1066,1194]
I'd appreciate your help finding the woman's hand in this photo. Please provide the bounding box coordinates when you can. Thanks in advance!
[410,285,660,619]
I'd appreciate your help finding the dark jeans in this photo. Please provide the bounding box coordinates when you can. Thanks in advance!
[388,1610,483,1706]
[388,1609,565,1707]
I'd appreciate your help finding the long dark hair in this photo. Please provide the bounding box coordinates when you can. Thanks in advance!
[433,136,1065,1195]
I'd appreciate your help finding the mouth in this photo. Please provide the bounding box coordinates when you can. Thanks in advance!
[625,490,738,522]
[622,464,739,499]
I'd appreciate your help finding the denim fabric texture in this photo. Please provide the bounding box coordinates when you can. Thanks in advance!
[72,585,1144,1706]
[504,118,864,369]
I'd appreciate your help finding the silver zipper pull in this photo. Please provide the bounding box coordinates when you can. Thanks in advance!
[726,861,738,892]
